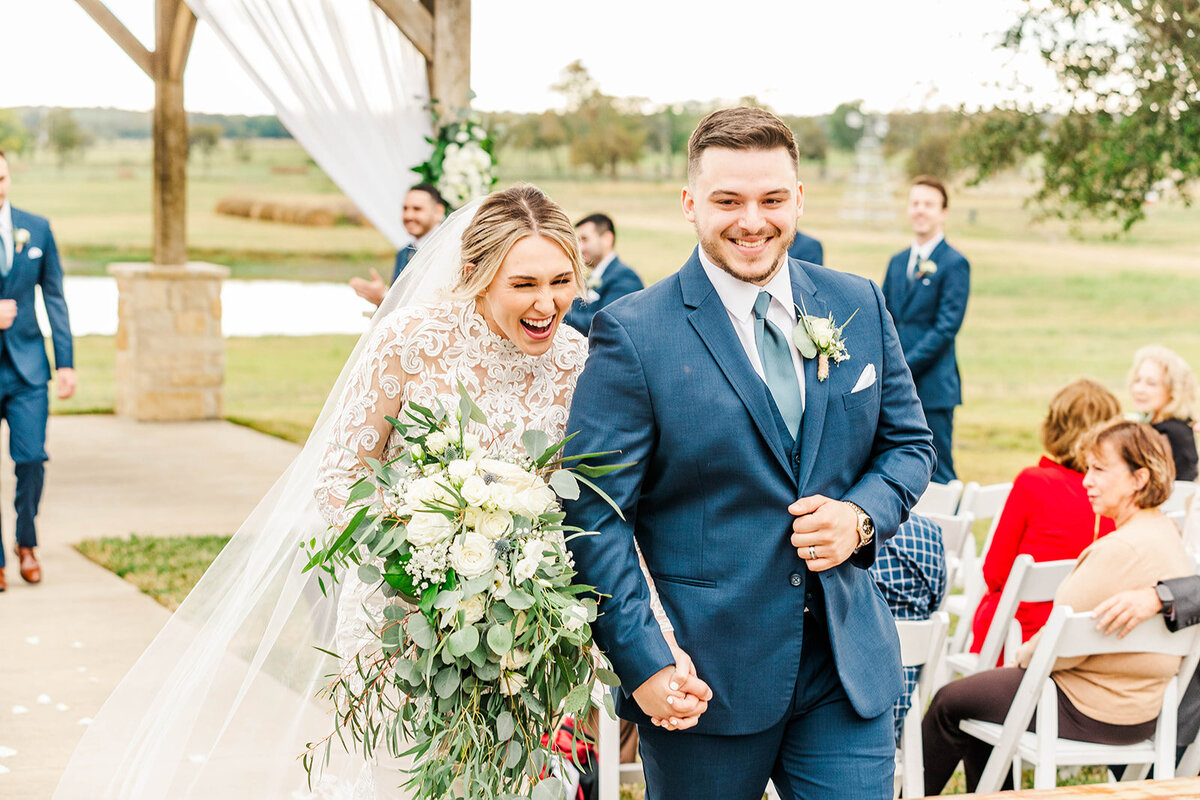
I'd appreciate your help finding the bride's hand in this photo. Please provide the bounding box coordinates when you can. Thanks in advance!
[650,631,712,731]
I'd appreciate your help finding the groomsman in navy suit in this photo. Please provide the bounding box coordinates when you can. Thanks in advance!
[881,176,970,483]
[349,183,446,307]
[0,151,75,591]
[787,228,823,265]
[564,213,644,335]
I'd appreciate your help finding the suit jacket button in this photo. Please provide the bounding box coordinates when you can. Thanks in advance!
[792,453,802,466]
[789,573,803,587]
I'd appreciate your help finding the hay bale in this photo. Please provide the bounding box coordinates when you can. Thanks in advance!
[214,194,369,228]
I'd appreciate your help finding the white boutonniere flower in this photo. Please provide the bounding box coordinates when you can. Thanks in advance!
[916,259,937,279]
[13,228,30,254]
[792,299,857,382]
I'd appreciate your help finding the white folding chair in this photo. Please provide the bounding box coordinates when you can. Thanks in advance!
[1164,480,1199,517]
[913,480,965,516]
[947,483,1013,654]
[943,555,1075,682]
[595,687,644,800]
[923,512,975,660]
[956,481,1013,559]
[961,606,1200,792]
[894,612,950,799]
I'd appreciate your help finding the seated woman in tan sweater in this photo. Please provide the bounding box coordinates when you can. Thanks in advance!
[923,419,1192,794]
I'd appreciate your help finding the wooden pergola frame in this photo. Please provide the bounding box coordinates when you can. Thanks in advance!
[74,0,471,266]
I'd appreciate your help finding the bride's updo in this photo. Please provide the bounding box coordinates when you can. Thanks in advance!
[454,185,587,298]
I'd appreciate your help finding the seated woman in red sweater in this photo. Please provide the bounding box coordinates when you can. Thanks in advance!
[970,379,1120,658]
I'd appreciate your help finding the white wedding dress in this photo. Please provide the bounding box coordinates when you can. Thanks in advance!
[314,296,588,798]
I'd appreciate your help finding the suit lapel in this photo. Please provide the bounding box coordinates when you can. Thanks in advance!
[680,253,794,477]
[898,248,921,316]
[792,260,830,492]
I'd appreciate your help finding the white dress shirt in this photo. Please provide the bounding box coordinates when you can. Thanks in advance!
[588,252,617,285]
[906,232,944,279]
[0,201,12,271]
[698,249,806,411]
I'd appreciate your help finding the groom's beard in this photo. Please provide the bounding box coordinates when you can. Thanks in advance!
[697,223,795,285]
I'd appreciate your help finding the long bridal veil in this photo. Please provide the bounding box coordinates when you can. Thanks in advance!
[53,200,483,800]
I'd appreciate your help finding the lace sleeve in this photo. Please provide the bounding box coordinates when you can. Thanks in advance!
[637,549,674,634]
[315,315,411,528]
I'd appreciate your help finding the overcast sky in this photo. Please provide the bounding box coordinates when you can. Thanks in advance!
[1,0,1061,116]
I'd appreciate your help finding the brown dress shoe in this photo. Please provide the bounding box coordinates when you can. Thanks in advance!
[0,568,6,591]
[17,547,40,584]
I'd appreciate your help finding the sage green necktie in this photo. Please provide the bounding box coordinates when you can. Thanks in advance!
[753,291,803,438]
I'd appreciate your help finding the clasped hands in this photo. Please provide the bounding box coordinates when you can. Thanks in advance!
[632,631,712,731]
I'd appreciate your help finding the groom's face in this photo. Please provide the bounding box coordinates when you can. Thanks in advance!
[682,147,802,286]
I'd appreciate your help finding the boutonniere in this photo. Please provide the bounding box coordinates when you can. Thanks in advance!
[792,299,857,382]
[586,270,603,291]
[13,228,30,254]
[915,259,937,279]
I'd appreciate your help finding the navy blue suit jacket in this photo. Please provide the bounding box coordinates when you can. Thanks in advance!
[5,209,72,385]
[564,255,643,335]
[881,239,969,410]
[392,243,417,284]
[787,230,824,266]
[565,251,935,735]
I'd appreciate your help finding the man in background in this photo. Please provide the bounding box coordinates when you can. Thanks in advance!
[881,176,970,483]
[350,183,446,307]
[564,213,644,335]
[787,227,823,265]
[0,150,76,590]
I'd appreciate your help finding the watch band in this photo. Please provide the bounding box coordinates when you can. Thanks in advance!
[1156,582,1176,623]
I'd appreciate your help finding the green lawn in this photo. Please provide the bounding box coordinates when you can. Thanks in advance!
[75,534,231,611]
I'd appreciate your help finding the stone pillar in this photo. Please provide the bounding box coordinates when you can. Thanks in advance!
[109,262,229,421]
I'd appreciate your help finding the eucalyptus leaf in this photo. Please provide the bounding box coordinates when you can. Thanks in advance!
[408,613,435,649]
[522,691,546,716]
[346,479,375,505]
[447,626,479,657]
[473,660,500,682]
[562,683,591,716]
[521,429,551,460]
[491,603,515,624]
[496,711,515,741]
[356,563,382,584]
[793,320,818,359]
[548,470,580,500]
[531,776,562,800]
[504,589,535,611]
[393,659,421,686]
[602,691,616,720]
[383,604,406,621]
[433,667,460,699]
[595,668,621,688]
[503,738,524,770]
[486,624,513,655]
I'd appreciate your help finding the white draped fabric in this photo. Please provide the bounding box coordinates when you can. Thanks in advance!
[187,0,434,247]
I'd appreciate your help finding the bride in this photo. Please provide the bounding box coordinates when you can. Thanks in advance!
[53,186,691,799]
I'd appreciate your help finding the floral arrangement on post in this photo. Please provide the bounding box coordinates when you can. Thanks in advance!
[302,384,625,800]
[413,102,498,210]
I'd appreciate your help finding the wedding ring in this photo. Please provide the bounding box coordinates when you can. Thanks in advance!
[808,545,817,561]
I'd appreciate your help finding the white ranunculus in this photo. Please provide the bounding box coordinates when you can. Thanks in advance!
[406,512,456,547]
[499,671,526,696]
[479,459,536,490]
[516,485,558,517]
[455,130,470,143]
[562,604,588,632]
[449,532,496,579]
[513,555,539,584]
[462,431,482,454]
[476,510,514,541]
[447,459,475,483]
[458,592,486,625]
[501,648,531,670]
[445,142,461,155]
[403,476,438,508]
[425,431,451,454]
[461,475,491,507]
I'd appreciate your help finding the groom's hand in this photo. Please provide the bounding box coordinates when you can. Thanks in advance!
[788,495,859,572]
[633,664,711,731]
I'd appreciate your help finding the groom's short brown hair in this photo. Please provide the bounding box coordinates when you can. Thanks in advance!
[687,107,799,183]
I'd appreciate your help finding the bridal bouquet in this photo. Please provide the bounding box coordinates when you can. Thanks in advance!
[303,385,623,800]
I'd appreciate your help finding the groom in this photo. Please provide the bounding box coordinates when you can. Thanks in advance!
[566,108,935,799]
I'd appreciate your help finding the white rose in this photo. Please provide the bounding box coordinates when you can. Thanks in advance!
[461,475,490,507]
[445,142,461,155]
[455,130,470,143]
[513,555,539,584]
[406,512,456,547]
[462,432,482,454]
[501,648,531,670]
[499,671,527,696]
[516,485,557,517]
[807,317,836,348]
[562,604,588,632]
[488,483,518,514]
[447,459,475,484]
[449,532,496,579]
[476,510,514,541]
[458,592,486,625]
[425,430,451,454]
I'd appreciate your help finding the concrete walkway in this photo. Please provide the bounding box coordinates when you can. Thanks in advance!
[0,415,299,799]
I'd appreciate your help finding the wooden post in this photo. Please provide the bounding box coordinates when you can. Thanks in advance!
[153,0,192,266]
[430,0,471,116]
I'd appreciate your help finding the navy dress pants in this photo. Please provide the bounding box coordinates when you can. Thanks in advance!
[637,611,895,800]
[924,408,956,483]
[0,355,47,569]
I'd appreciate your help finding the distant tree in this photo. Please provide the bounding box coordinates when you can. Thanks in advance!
[44,108,90,167]
[785,116,829,163]
[959,0,1200,231]
[551,60,599,112]
[646,104,704,178]
[906,132,956,180]
[188,123,223,169]
[0,111,31,155]
[552,61,648,178]
[827,100,865,152]
[232,137,253,163]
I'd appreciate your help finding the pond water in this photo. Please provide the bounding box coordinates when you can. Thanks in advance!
[35,276,375,338]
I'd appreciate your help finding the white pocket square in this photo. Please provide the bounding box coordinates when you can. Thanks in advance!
[27,246,42,259]
[851,364,876,393]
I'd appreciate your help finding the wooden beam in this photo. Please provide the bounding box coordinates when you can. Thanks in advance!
[430,0,471,115]
[167,3,198,81]
[73,0,154,79]
[371,0,434,62]
[153,0,188,265]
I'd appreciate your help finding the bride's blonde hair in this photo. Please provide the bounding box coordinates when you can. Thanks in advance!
[453,185,586,299]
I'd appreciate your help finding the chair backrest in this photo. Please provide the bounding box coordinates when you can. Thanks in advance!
[975,606,1200,793]
[913,480,965,516]
[974,554,1075,671]
[921,511,975,597]
[1164,481,1199,516]
[895,613,950,799]
[897,612,950,668]
[958,482,1013,558]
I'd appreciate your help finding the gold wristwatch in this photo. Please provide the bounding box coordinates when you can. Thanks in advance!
[847,502,875,552]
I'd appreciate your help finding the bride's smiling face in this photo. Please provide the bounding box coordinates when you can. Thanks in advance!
[476,234,577,355]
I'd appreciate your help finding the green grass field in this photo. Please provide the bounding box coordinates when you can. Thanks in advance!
[27,138,1200,485]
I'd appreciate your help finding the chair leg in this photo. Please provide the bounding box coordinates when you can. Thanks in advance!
[1121,763,1151,782]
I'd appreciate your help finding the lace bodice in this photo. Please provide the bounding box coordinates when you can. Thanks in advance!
[316,298,588,527]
